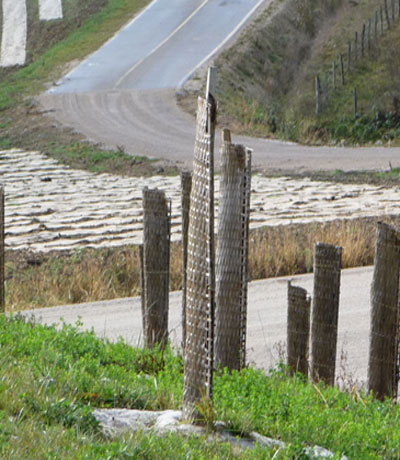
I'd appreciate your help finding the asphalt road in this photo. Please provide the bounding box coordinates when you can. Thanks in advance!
[39,0,400,171]
[29,0,394,388]
[24,266,373,386]
[49,0,265,92]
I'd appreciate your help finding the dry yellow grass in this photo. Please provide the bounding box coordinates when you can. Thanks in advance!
[5,215,398,311]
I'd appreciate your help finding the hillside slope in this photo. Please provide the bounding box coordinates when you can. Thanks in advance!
[0,0,166,176]
[210,0,400,146]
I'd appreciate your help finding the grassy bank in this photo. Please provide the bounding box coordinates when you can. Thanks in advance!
[1,314,400,458]
[210,0,400,147]
[0,0,173,177]
[6,215,394,311]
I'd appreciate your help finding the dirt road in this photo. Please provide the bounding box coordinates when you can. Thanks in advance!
[38,0,400,172]
[40,88,400,172]
[24,266,373,386]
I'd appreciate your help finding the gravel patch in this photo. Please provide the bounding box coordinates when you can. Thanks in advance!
[39,0,63,21]
[2,149,400,252]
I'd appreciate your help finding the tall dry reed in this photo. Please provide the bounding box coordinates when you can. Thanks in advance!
[5,215,398,311]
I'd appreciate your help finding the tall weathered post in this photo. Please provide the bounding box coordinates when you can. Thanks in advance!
[353,88,358,117]
[361,23,366,57]
[332,61,337,90]
[347,40,352,72]
[0,186,4,313]
[354,31,358,62]
[181,171,192,353]
[368,222,400,400]
[339,54,345,86]
[315,75,322,115]
[311,243,342,386]
[368,18,371,52]
[139,244,145,334]
[215,129,251,371]
[384,0,391,29]
[142,187,170,348]
[287,282,311,376]
[183,68,217,421]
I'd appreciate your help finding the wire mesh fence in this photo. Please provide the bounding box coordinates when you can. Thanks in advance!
[287,281,311,377]
[368,221,400,400]
[183,92,216,420]
[181,171,192,354]
[141,187,170,348]
[215,129,251,371]
[311,242,342,386]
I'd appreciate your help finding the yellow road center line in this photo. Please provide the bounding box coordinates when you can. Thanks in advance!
[115,0,210,88]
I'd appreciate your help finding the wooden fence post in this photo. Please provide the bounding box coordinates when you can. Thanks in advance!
[332,61,337,90]
[239,149,251,370]
[287,282,311,376]
[181,171,192,353]
[311,243,342,386]
[354,31,358,62]
[215,129,251,372]
[361,23,366,57]
[354,88,358,117]
[183,67,217,421]
[0,186,4,313]
[392,0,395,21]
[368,18,371,52]
[139,244,145,335]
[347,40,351,72]
[368,222,400,400]
[324,72,329,107]
[339,54,345,86]
[142,187,170,349]
[315,75,322,115]
[374,10,378,41]
[380,7,384,36]
[385,0,391,29]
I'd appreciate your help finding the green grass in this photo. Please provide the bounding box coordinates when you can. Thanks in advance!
[214,0,400,147]
[0,0,150,109]
[0,0,171,177]
[2,314,400,458]
[46,142,156,175]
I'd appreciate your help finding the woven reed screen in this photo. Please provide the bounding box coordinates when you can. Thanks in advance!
[368,222,400,400]
[287,281,311,376]
[0,186,3,313]
[181,171,192,353]
[183,95,216,420]
[215,130,251,371]
[142,187,170,348]
[311,242,342,385]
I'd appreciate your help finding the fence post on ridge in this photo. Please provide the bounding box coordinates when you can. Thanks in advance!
[315,75,322,115]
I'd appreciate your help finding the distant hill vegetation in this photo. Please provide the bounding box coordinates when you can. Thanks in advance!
[214,0,400,146]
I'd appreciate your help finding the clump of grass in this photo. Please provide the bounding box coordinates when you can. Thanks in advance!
[248,216,378,279]
[212,0,400,145]
[0,0,170,177]
[7,215,394,311]
[2,315,400,458]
